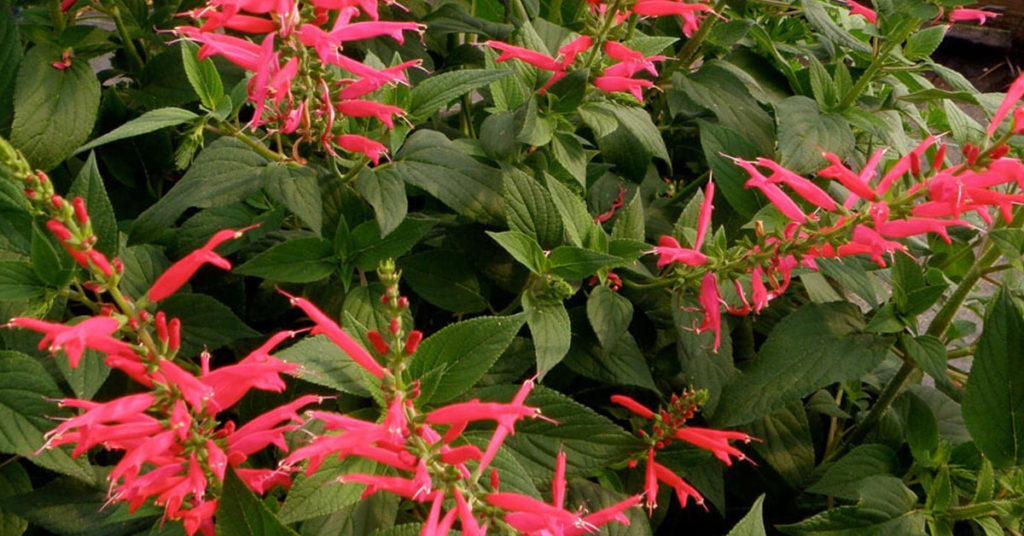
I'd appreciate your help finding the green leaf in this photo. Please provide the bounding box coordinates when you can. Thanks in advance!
[801,0,872,54]
[904,25,946,61]
[611,193,644,242]
[963,287,1024,468]
[907,385,969,445]
[586,285,633,349]
[235,237,336,283]
[0,262,46,300]
[299,492,398,536]
[347,216,436,272]
[217,467,298,536]
[56,349,110,400]
[901,334,953,390]
[68,152,118,255]
[775,96,855,175]
[566,479,650,536]
[407,69,511,123]
[11,43,100,170]
[713,302,892,427]
[277,457,377,524]
[727,495,767,536]
[807,55,836,110]
[502,166,563,250]
[264,164,323,234]
[398,249,488,314]
[30,222,72,288]
[547,247,619,280]
[580,102,669,181]
[744,403,815,489]
[807,445,899,500]
[391,130,504,226]
[697,120,763,218]
[181,41,224,110]
[158,294,259,354]
[523,294,571,378]
[781,476,925,536]
[4,477,156,536]
[674,299,736,418]
[549,131,588,188]
[75,108,199,154]
[545,174,596,248]
[276,335,370,397]
[118,244,170,301]
[480,111,521,160]
[563,332,656,391]
[407,314,526,404]
[356,167,406,237]
[0,351,93,482]
[894,391,939,461]
[0,461,30,536]
[0,5,21,136]
[487,230,547,274]
[131,137,269,243]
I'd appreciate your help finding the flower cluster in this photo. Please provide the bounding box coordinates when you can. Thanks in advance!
[611,392,754,513]
[484,0,713,103]
[654,72,1024,352]
[175,0,424,162]
[845,1,1001,26]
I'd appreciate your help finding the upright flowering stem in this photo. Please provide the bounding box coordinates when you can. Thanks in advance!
[673,0,728,69]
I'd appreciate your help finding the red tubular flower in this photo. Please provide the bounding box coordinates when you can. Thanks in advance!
[485,41,561,71]
[593,75,654,102]
[847,0,876,23]
[737,159,809,223]
[674,427,754,466]
[279,289,386,378]
[652,461,704,509]
[949,7,1000,25]
[695,180,715,250]
[603,41,666,78]
[837,225,907,267]
[819,152,879,202]
[696,272,722,351]
[610,395,656,419]
[653,236,708,267]
[337,100,405,128]
[148,226,254,302]
[335,134,388,165]
[989,72,1024,137]
[632,0,713,36]
[404,330,423,354]
[9,316,135,367]
[876,136,936,195]
[557,35,592,69]
[756,158,837,211]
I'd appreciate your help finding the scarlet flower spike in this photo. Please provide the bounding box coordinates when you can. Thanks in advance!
[148,225,258,302]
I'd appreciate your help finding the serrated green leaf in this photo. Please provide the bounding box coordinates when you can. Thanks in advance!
[235,237,336,283]
[0,5,21,136]
[586,285,633,350]
[408,69,511,123]
[181,41,224,110]
[398,249,487,314]
[550,131,588,188]
[390,130,504,226]
[30,222,73,289]
[356,167,406,237]
[487,230,547,274]
[807,444,899,500]
[801,0,872,54]
[562,331,655,391]
[75,108,198,154]
[904,25,946,61]
[776,96,855,175]
[781,476,924,536]
[11,44,100,170]
[56,348,109,400]
[524,294,570,378]
[131,138,269,243]
[217,467,298,536]
[68,152,118,255]
[264,164,323,234]
[697,120,763,218]
[158,294,259,354]
[545,174,596,248]
[745,403,814,489]
[480,111,521,161]
[118,244,170,300]
[277,335,370,397]
[502,166,563,250]
[348,216,435,272]
[407,314,526,404]
[4,477,156,536]
[713,302,892,427]
[546,246,619,279]
[580,102,669,181]
[727,495,767,536]
[0,261,46,300]
[0,461,30,536]
[963,287,1024,468]
[278,457,377,524]
[0,351,93,483]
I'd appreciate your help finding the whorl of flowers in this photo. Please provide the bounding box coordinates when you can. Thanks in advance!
[174,0,424,163]
[653,71,1024,352]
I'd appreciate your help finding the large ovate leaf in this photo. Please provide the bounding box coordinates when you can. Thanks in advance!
[11,44,100,170]
[131,138,269,243]
[408,69,510,123]
[524,294,571,379]
[3,477,157,536]
[744,403,814,489]
[963,287,1024,468]
[780,476,925,536]
[398,249,488,314]
[68,153,118,256]
[727,495,767,536]
[713,302,892,427]
[775,96,855,175]
[503,166,563,250]
[390,130,504,226]
[75,108,198,154]
[278,458,377,524]
[580,102,669,181]
[807,444,899,500]
[407,313,526,404]
[234,237,336,283]
[356,167,406,237]
[158,294,259,354]
[0,351,93,483]
[217,467,298,536]
[264,164,323,234]
[276,335,371,397]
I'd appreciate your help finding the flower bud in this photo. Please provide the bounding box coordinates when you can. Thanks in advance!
[404,330,422,354]
[50,195,63,209]
[113,257,124,274]
[366,330,390,355]
[72,197,88,225]
[389,317,400,335]
[397,296,409,309]
[169,318,181,351]
[46,220,73,241]
[155,312,169,343]
[88,249,113,277]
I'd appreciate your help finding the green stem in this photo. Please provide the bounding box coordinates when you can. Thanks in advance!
[206,124,286,162]
[49,0,66,34]
[837,21,915,109]
[109,6,144,74]
[925,242,1001,339]
[945,500,1007,521]
[584,0,625,68]
[674,0,729,70]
